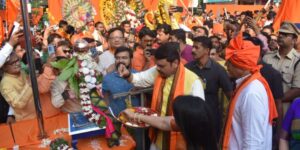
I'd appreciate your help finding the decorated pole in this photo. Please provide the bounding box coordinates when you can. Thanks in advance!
[19,0,47,138]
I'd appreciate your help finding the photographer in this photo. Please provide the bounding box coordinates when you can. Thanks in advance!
[132,26,156,71]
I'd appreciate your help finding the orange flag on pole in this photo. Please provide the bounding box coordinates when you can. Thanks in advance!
[6,0,20,25]
[273,0,300,31]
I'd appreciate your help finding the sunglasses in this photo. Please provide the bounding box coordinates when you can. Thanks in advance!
[63,49,72,54]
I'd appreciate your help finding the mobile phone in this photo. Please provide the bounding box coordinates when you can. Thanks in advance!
[90,47,98,57]
[8,22,21,40]
[173,6,183,12]
[48,44,55,55]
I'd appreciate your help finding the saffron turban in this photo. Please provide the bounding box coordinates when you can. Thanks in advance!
[225,33,261,73]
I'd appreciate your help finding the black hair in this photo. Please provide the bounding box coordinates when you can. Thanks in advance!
[58,20,68,28]
[241,10,253,18]
[192,26,209,37]
[83,37,95,43]
[47,33,62,45]
[173,96,218,150]
[170,29,186,43]
[156,23,172,34]
[209,35,221,41]
[138,26,156,39]
[121,20,131,27]
[66,25,75,35]
[262,25,274,33]
[107,27,124,38]
[95,21,104,27]
[154,42,180,63]
[193,36,212,49]
[267,11,276,20]
[114,46,133,58]
[57,40,72,48]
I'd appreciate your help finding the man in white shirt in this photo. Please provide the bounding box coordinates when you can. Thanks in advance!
[222,34,278,150]
[97,27,125,75]
[118,42,205,150]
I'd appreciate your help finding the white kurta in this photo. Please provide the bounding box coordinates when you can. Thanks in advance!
[131,66,205,100]
[229,75,272,150]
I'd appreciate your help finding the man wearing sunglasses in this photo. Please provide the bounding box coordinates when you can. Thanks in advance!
[263,21,300,115]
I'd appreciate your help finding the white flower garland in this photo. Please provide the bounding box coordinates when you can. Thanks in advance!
[76,53,102,124]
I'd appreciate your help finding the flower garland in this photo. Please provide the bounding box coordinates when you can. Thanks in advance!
[113,0,127,26]
[51,52,120,147]
[76,53,120,147]
[76,53,102,123]
[50,138,73,150]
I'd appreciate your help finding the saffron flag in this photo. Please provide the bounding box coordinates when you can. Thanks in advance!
[6,0,20,25]
[0,15,4,45]
[273,0,300,31]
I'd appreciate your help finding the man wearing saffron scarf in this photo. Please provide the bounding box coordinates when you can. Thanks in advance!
[118,42,205,150]
[222,33,278,149]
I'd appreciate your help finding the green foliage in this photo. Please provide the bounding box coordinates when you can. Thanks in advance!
[51,59,70,70]
[58,67,74,81]
[68,75,79,97]
[63,57,76,71]
[99,116,107,128]
[50,138,70,150]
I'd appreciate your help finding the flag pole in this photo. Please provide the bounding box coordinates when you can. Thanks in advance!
[19,0,47,139]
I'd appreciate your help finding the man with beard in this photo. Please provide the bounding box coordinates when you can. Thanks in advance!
[102,46,140,115]
[102,46,142,149]
[118,42,205,150]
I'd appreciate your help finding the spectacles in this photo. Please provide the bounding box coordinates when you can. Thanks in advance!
[63,49,72,54]
[109,37,124,40]
[6,59,19,66]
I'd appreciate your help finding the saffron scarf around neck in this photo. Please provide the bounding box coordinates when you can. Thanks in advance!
[151,62,185,114]
[150,62,185,150]
[222,72,278,149]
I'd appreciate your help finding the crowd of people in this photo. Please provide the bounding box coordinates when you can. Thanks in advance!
[0,3,300,150]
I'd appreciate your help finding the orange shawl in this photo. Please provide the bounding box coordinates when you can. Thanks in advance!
[151,63,185,150]
[223,33,278,149]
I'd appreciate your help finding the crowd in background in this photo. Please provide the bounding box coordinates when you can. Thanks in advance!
[0,3,300,149]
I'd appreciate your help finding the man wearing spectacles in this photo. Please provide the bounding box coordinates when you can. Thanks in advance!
[98,27,125,75]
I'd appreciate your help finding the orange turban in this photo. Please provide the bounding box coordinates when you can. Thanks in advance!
[225,33,261,73]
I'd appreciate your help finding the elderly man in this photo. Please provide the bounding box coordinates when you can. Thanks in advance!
[118,42,204,150]
[98,27,125,75]
[222,33,278,149]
